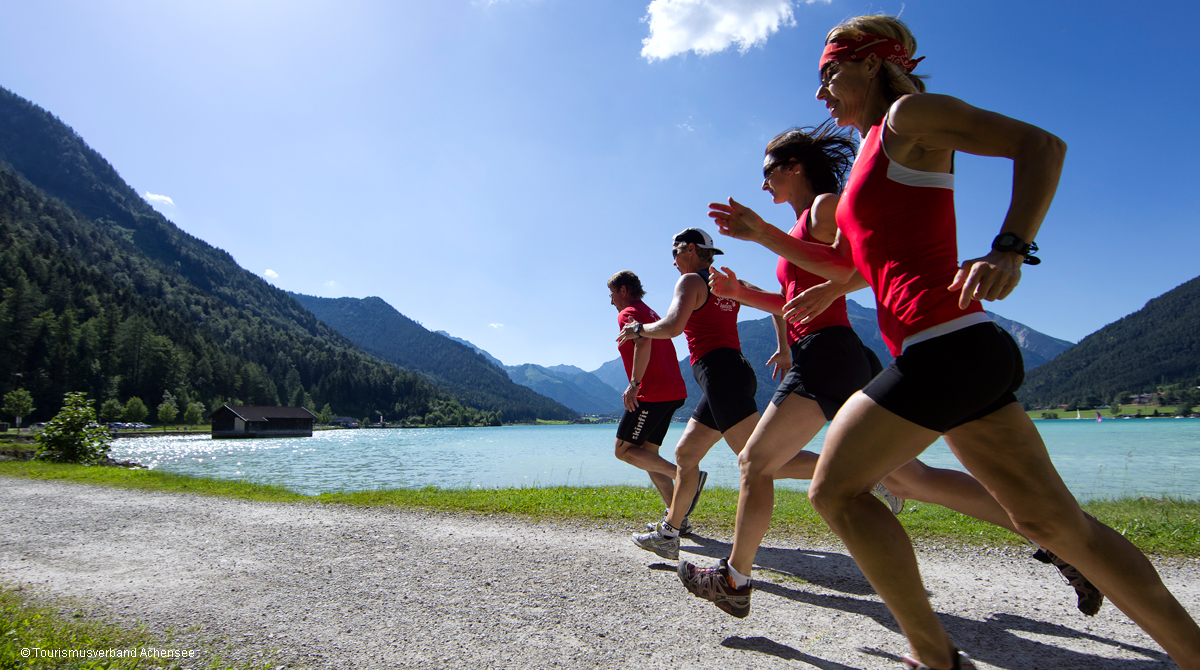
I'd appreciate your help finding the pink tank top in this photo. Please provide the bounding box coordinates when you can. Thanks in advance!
[683,269,741,364]
[776,208,851,344]
[836,120,984,356]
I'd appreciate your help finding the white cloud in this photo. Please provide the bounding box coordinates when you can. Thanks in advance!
[264,269,279,279]
[488,323,504,329]
[143,192,175,207]
[640,0,806,61]
[324,280,339,288]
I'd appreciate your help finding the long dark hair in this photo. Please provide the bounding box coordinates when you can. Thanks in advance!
[764,120,857,195]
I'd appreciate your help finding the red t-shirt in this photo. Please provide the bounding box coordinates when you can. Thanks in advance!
[776,208,851,345]
[682,269,741,364]
[618,301,687,402]
[837,121,984,356]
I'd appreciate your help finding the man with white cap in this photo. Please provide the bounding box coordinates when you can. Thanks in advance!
[619,228,762,559]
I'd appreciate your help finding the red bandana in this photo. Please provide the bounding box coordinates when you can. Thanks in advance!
[819,33,924,74]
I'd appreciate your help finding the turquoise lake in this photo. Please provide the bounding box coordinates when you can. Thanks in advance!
[110,419,1200,500]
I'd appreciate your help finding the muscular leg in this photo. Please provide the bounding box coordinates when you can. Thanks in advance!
[663,419,722,530]
[882,459,1019,533]
[808,392,955,668]
[728,395,826,575]
[614,438,677,507]
[945,404,1200,668]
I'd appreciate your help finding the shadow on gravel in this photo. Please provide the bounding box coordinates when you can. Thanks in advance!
[682,535,877,596]
[720,636,859,669]
[752,586,1172,669]
[651,537,1172,668]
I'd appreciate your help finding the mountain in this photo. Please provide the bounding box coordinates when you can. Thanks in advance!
[987,311,1074,370]
[1017,275,1200,406]
[504,364,621,415]
[592,358,630,394]
[435,331,505,368]
[290,294,577,422]
[0,85,452,422]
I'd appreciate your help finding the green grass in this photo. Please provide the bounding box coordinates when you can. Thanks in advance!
[3,461,1197,556]
[0,584,266,670]
[0,461,307,503]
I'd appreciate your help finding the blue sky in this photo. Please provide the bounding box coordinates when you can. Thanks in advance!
[3,0,1198,372]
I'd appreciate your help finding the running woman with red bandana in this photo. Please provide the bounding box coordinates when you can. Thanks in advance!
[710,15,1200,670]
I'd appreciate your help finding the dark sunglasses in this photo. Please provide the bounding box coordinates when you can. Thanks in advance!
[763,158,795,180]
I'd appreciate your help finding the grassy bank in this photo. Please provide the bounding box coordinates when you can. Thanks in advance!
[0,584,267,670]
[3,461,1197,556]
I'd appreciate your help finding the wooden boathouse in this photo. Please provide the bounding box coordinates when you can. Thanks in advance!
[210,405,316,439]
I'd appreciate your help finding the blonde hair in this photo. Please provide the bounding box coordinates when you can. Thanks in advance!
[826,15,926,100]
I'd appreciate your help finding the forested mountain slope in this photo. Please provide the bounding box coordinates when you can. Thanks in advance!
[1018,275,1200,405]
[290,293,577,422]
[0,86,452,421]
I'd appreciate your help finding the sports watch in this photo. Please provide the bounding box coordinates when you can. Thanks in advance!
[991,232,1041,265]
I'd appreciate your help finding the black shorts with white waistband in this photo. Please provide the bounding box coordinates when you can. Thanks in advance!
[691,347,758,433]
[863,321,1024,433]
[772,326,882,421]
[616,398,685,446]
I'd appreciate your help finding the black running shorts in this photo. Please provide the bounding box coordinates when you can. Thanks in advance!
[772,326,883,421]
[616,398,685,446]
[691,347,758,433]
[863,322,1024,433]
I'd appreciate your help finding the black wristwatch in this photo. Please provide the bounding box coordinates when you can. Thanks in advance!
[634,323,644,337]
[992,232,1041,265]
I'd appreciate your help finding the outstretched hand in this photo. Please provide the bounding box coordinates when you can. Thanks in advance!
[616,320,641,345]
[708,266,740,299]
[783,280,841,324]
[948,251,1023,309]
[708,198,768,241]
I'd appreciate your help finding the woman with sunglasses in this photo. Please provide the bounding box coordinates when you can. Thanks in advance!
[709,15,1199,670]
[682,122,1100,624]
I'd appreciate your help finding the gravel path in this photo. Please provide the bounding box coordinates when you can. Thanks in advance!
[1,478,1194,669]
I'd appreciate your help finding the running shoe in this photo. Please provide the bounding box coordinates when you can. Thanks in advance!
[873,481,905,514]
[677,558,751,618]
[1033,548,1105,616]
[632,523,679,560]
[684,470,708,517]
[646,513,692,537]
[901,649,976,669]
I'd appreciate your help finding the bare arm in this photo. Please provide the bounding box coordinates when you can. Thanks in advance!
[885,93,1066,308]
[617,273,706,344]
[708,266,785,315]
[708,197,857,283]
[768,314,791,381]
[622,339,652,411]
[783,272,871,324]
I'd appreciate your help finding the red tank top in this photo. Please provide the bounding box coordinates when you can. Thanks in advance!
[683,269,740,364]
[618,301,687,403]
[836,120,984,356]
[776,209,851,345]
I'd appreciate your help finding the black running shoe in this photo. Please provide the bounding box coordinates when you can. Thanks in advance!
[1033,548,1105,616]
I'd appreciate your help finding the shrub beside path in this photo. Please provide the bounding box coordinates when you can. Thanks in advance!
[1,478,1196,669]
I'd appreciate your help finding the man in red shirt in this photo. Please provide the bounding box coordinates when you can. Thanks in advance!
[609,271,689,515]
